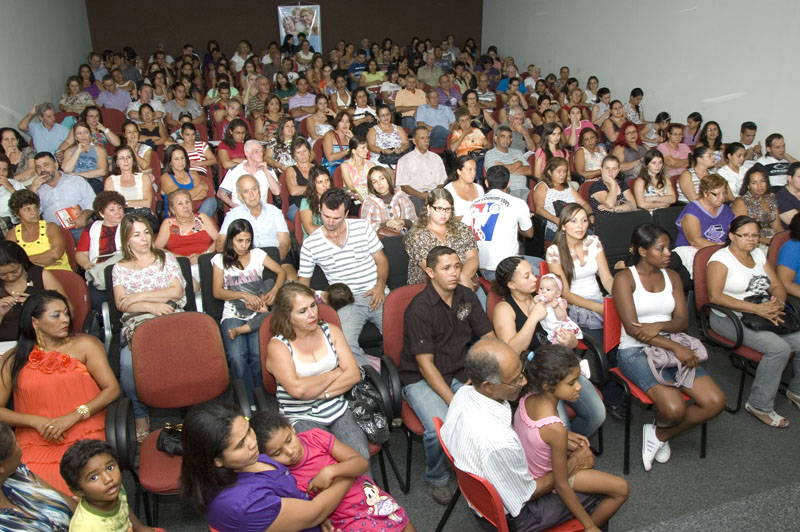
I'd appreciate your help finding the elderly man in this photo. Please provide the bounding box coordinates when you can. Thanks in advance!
[29,152,95,241]
[96,74,132,112]
[288,78,316,122]
[396,127,448,213]
[394,74,427,131]
[217,175,290,266]
[218,139,280,208]
[476,72,497,109]
[126,83,165,123]
[298,187,388,367]
[436,74,461,111]
[416,52,444,88]
[504,106,538,153]
[442,341,622,531]
[485,125,532,199]
[164,82,204,128]
[247,75,272,119]
[18,103,69,156]
[414,90,455,149]
[399,246,495,504]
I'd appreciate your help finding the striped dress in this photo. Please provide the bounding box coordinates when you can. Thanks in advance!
[275,322,348,424]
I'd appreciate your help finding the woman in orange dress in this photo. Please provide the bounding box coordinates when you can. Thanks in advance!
[0,290,119,493]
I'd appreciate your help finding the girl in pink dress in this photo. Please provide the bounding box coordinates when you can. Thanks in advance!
[252,410,415,532]
[513,345,628,532]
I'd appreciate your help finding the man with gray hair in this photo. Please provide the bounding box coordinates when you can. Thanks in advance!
[218,139,280,208]
[246,75,272,119]
[484,125,532,199]
[506,105,537,152]
[18,103,69,157]
[442,341,609,531]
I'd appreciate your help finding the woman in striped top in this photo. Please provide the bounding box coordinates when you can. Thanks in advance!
[266,283,370,460]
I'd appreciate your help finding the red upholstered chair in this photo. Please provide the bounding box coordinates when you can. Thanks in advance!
[299,116,310,138]
[432,418,584,532]
[382,283,426,493]
[578,181,593,204]
[602,297,706,474]
[294,213,306,246]
[277,171,293,231]
[54,111,79,124]
[333,164,344,188]
[313,138,325,165]
[129,312,250,525]
[49,270,94,334]
[257,304,403,492]
[767,230,789,269]
[100,108,125,135]
[57,226,78,271]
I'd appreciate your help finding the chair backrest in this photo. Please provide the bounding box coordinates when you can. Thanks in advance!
[577,181,593,203]
[313,139,325,165]
[299,117,310,138]
[333,165,344,188]
[593,210,653,266]
[100,108,125,135]
[55,111,79,124]
[50,270,90,333]
[486,289,502,321]
[767,231,789,269]
[603,297,622,355]
[692,244,724,312]
[539,262,549,275]
[381,235,409,290]
[198,248,281,322]
[651,205,684,247]
[278,171,291,219]
[175,256,197,311]
[58,226,78,271]
[382,283,426,365]
[433,417,510,532]
[131,312,229,408]
[294,214,305,246]
[259,303,341,394]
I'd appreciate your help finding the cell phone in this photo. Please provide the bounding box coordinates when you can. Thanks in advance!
[166,300,178,309]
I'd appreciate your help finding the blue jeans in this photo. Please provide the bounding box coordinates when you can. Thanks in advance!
[482,255,544,281]
[198,197,217,218]
[337,298,383,367]
[402,378,464,486]
[401,117,416,132]
[287,203,299,222]
[618,346,709,393]
[557,374,606,437]
[221,318,262,403]
[120,344,148,419]
[429,126,449,148]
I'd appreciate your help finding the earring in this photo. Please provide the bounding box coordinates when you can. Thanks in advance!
[34,327,44,348]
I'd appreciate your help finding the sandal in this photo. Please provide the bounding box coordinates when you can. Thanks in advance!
[745,402,789,428]
[136,429,150,443]
[787,390,800,411]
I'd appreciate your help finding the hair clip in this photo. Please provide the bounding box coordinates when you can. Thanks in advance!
[526,351,535,362]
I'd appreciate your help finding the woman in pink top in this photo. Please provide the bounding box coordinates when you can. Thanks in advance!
[513,345,628,532]
[657,124,691,178]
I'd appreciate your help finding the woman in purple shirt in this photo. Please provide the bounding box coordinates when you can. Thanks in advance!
[181,401,350,532]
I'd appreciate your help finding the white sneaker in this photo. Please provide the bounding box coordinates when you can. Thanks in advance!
[642,423,663,472]
[654,440,671,464]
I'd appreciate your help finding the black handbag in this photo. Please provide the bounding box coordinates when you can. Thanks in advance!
[378,145,412,166]
[740,296,800,336]
[156,422,183,456]
[346,370,390,444]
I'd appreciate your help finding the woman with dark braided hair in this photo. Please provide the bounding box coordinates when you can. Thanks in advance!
[492,255,605,438]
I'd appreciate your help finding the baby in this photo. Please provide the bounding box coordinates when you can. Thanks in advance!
[537,273,583,344]
[60,439,158,531]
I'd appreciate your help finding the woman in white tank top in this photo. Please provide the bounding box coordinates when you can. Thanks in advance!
[612,224,724,471]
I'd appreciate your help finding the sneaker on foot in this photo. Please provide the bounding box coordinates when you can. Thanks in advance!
[654,440,671,464]
[642,423,663,472]
[429,484,453,505]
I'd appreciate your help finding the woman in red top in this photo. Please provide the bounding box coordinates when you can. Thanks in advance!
[155,188,218,290]
[217,118,250,181]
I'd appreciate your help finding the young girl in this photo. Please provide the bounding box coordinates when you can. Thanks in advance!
[251,410,416,532]
[513,345,629,532]
[536,273,583,343]
[212,219,286,341]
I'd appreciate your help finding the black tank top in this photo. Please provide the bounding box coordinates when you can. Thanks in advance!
[0,266,45,341]
[504,294,546,353]
[289,165,309,207]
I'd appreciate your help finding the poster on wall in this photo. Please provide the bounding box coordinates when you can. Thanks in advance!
[277,4,321,53]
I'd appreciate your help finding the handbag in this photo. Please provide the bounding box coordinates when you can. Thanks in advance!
[644,332,708,389]
[346,369,390,444]
[378,146,412,166]
[156,422,183,456]
[740,296,800,336]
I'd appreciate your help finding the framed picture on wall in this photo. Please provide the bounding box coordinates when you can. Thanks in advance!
[277,4,321,52]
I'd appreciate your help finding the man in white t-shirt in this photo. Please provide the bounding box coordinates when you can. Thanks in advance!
[298,188,388,366]
[218,140,280,207]
[756,133,798,188]
[463,166,542,280]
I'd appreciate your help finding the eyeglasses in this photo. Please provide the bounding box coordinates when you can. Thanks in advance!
[497,371,525,388]
[430,205,453,213]
[733,233,759,240]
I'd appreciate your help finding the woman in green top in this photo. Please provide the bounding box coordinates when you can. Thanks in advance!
[299,166,332,238]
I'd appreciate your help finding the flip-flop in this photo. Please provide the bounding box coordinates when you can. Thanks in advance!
[745,402,789,428]
[787,390,800,411]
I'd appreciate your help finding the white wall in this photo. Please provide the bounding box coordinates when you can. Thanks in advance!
[482,0,800,150]
[0,0,92,132]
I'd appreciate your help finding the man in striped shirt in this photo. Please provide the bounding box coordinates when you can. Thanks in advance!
[298,188,388,366]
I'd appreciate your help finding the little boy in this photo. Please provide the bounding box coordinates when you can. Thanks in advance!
[60,439,157,532]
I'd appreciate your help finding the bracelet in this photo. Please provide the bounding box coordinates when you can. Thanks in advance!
[76,404,91,420]
[103,127,110,134]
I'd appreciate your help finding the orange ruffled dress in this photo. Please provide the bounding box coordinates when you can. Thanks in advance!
[14,346,105,493]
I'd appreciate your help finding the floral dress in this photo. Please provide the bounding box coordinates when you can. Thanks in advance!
[404,223,477,284]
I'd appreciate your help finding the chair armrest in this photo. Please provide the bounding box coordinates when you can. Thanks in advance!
[81,310,102,339]
[230,379,252,418]
[253,387,271,412]
[363,365,393,419]
[379,356,402,418]
[699,303,743,350]
[104,399,119,454]
[101,302,112,353]
[114,397,136,472]
[578,334,609,388]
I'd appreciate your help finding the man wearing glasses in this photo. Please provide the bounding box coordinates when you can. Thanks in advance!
[399,246,495,505]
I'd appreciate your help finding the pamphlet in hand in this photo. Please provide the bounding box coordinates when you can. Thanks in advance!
[55,205,81,229]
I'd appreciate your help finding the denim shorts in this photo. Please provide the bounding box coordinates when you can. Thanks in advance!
[617,346,708,392]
